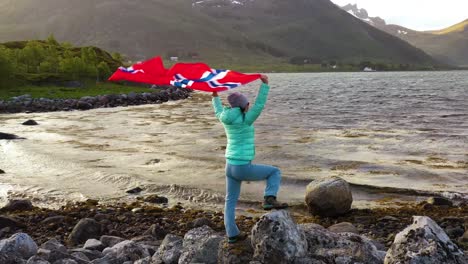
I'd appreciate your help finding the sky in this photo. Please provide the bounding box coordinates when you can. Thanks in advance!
[330,0,468,31]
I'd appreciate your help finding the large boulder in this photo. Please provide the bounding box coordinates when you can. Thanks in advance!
[250,210,308,264]
[300,223,385,263]
[178,226,223,264]
[0,233,38,259]
[102,240,149,262]
[68,218,102,245]
[305,177,353,217]
[385,216,466,264]
[151,234,183,264]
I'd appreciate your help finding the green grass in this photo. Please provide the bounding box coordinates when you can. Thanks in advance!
[0,82,156,100]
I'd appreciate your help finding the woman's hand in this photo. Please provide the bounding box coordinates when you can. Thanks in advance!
[260,74,269,84]
[212,91,218,97]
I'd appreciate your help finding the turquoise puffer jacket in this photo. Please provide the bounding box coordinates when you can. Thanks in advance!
[212,83,270,165]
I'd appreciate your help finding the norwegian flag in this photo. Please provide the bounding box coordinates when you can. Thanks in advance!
[108,56,261,92]
[108,56,169,84]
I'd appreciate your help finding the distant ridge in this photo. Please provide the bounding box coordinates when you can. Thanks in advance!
[340,3,468,66]
[0,0,438,66]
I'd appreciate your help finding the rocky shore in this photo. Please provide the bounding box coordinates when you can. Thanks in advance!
[0,87,191,113]
[0,192,466,263]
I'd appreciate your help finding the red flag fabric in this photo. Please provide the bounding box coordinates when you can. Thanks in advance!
[108,56,169,85]
[108,56,261,92]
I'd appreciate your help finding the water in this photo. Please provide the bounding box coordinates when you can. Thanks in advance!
[1,71,467,208]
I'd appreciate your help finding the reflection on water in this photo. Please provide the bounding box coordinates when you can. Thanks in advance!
[0,71,467,208]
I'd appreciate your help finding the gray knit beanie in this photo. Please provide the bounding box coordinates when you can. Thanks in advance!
[227,92,249,109]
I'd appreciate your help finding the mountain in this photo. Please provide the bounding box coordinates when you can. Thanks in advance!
[341,4,386,28]
[0,0,438,66]
[340,3,468,66]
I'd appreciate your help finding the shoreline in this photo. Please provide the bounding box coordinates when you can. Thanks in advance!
[0,87,191,114]
[0,197,466,258]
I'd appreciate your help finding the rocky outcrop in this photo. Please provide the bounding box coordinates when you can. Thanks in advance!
[0,87,191,114]
[305,177,353,217]
[151,234,183,264]
[100,240,150,262]
[0,233,38,260]
[300,223,385,263]
[251,210,308,263]
[385,216,466,264]
[178,225,223,264]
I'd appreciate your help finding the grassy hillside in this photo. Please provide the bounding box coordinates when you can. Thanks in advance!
[0,0,441,67]
[383,22,468,66]
[429,19,468,35]
[196,0,436,65]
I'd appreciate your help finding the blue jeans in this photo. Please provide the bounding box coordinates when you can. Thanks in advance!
[224,162,281,237]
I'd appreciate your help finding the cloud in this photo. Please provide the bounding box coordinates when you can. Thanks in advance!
[331,0,468,30]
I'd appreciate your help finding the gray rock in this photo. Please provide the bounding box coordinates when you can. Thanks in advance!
[102,240,149,262]
[41,216,66,225]
[90,255,119,264]
[378,216,399,222]
[76,101,93,110]
[69,248,103,261]
[100,236,125,248]
[37,248,70,263]
[70,252,90,262]
[250,210,307,264]
[385,216,466,264]
[0,233,38,259]
[427,196,453,206]
[178,226,223,264]
[26,255,50,264]
[68,218,102,245]
[192,217,213,228]
[143,224,167,239]
[53,259,78,264]
[300,223,384,263]
[84,239,105,251]
[134,256,151,264]
[2,199,34,211]
[0,252,27,263]
[152,234,182,264]
[305,176,353,217]
[327,222,359,234]
[22,119,39,126]
[41,239,67,253]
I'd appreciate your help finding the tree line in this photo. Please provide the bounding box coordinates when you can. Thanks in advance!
[0,35,121,88]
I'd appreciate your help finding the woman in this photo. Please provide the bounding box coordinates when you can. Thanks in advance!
[212,74,288,243]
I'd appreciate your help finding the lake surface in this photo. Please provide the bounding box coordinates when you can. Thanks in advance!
[1,71,467,208]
